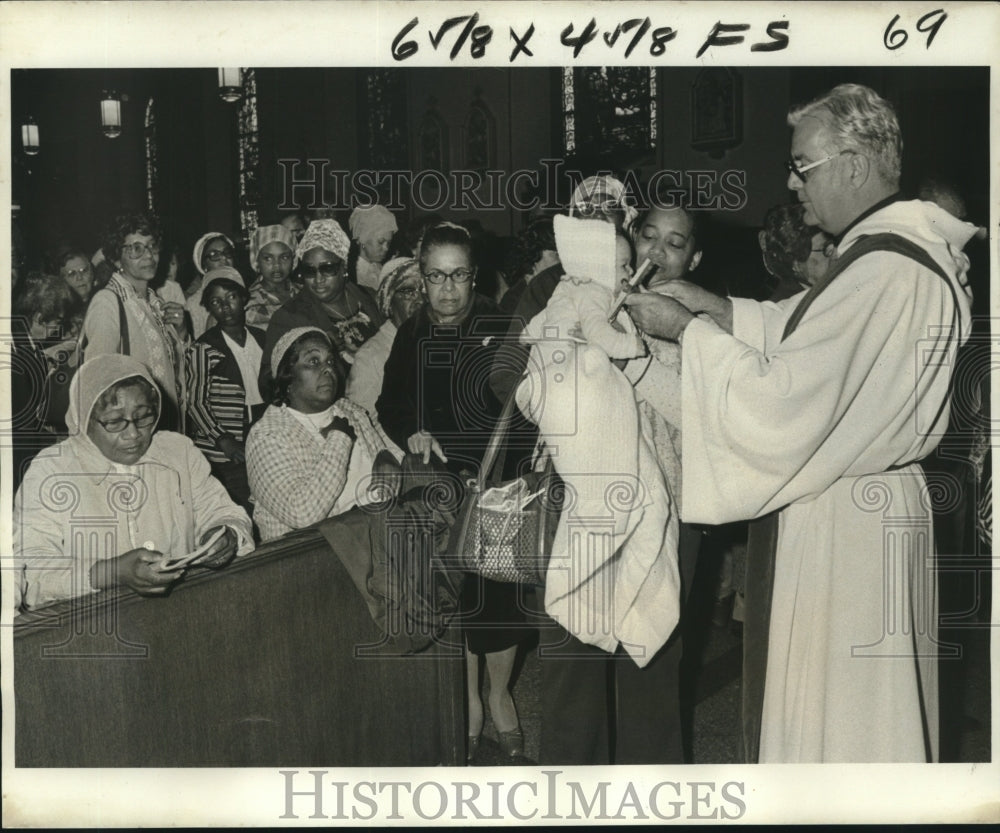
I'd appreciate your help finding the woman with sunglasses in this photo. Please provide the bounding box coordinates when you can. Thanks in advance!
[79,211,187,429]
[261,219,383,398]
[377,222,534,763]
[13,353,253,612]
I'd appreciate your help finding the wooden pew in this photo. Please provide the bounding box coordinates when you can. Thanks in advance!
[14,528,465,767]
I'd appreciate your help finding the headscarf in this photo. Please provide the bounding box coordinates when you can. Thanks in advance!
[375,257,421,318]
[348,205,398,245]
[201,266,246,295]
[199,266,246,308]
[66,353,161,437]
[192,232,235,276]
[553,214,617,291]
[569,175,639,232]
[271,326,329,378]
[250,225,297,272]
[295,219,350,264]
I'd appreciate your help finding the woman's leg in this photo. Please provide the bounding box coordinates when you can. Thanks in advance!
[484,644,519,733]
[466,649,484,741]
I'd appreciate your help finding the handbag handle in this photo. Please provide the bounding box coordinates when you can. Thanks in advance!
[474,370,528,492]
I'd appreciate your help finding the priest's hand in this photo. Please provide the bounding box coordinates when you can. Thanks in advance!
[655,280,733,334]
[622,292,695,342]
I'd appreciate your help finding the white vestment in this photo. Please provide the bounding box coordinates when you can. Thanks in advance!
[680,200,976,762]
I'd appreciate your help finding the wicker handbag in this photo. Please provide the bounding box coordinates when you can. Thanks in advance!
[449,380,559,586]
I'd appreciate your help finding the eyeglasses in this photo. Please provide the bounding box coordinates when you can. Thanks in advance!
[204,248,235,263]
[299,261,346,280]
[423,268,475,285]
[122,241,160,259]
[393,286,422,299]
[93,410,158,433]
[63,267,91,279]
[785,151,851,184]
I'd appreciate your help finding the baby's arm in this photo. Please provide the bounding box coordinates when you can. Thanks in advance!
[576,284,644,358]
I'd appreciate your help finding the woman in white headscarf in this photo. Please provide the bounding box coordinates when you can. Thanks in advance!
[348,204,398,292]
[13,354,254,612]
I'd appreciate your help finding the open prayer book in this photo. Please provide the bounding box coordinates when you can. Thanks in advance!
[152,526,227,572]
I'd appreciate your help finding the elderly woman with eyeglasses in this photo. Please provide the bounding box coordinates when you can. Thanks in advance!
[52,248,96,303]
[13,354,253,612]
[345,257,424,415]
[261,219,384,397]
[376,222,533,762]
[80,211,187,429]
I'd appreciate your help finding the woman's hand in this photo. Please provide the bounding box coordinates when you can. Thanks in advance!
[192,525,238,569]
[654,280,733,333]
[91,548,183,596]
[622,293,696,342]
[161,301,187,330]
[407,430,448,465]
[216,435,246,463]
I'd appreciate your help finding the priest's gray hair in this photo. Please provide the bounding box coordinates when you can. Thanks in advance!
[788,83,902,186]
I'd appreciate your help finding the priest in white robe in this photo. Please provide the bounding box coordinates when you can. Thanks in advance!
[624,83,977,763]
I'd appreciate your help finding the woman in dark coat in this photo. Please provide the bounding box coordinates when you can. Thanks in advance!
[377,222,533,762]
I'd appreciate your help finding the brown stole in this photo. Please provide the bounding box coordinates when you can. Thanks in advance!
[741,233,959,762]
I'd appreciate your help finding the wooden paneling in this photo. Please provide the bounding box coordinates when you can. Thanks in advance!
[15,528,464,767]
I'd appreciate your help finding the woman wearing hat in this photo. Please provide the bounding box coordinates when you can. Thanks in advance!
[186,266,266,517]
[245,224,297,330]
[185,231,236,339]
[348,204,398,293]
[345,257,424,416]
[245,327,401,542]
[261,219,384,394]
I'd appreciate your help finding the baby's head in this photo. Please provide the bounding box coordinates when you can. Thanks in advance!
[554,214,627,292]
[569,175,638,233]
[615,233,634,286]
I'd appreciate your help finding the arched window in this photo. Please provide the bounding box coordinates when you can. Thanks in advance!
[562,67,657,161]
[237,68,261,246]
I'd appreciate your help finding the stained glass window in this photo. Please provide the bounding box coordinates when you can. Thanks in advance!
[465,93,496,171]
[144,97,158,212]
[562,67,657,159]
[364,69,409,171]
[237,68,261,246]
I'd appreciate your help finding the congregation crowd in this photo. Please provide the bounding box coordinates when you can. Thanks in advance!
[9,83,990,765]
